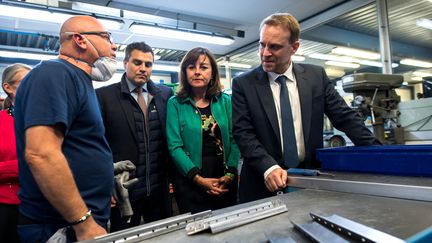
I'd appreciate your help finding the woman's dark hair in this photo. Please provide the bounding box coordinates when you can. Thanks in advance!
[176,47,222,99]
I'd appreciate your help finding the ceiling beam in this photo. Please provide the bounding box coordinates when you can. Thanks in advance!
[68,0,243,37]
[300,0,375,32]
[301,25,432,61]
[224,0,376,58]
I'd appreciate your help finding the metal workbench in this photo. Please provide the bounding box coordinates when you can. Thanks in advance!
[100,172,432,242]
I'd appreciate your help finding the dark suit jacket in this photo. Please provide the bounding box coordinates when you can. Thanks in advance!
[96,74,173,197]
[232,63,379,202]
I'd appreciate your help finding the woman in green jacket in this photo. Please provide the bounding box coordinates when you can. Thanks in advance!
[166,47,240,214]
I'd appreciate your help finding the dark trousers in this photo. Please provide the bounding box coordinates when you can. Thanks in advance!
[173,155,238,214]
[16,213,75,243]
[0,203,20,243]
[109,189,171,232]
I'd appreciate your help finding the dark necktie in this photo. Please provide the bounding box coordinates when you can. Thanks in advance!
[134,87,148,122]
[275,75,299,168]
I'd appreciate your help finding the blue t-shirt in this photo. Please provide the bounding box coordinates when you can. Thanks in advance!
[14,59,114,225]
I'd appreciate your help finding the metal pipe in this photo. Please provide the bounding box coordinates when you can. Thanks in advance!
[224,56,232,89]
[376,0,393,74]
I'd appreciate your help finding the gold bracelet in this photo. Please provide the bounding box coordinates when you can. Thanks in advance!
[70,210,92,225]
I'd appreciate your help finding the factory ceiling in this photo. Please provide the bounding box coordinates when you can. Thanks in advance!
[0,0,431,83]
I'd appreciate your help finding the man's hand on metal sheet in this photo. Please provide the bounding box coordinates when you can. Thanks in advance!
[265,168,288,192]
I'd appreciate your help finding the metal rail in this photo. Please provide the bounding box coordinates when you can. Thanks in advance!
[89,211,212,242]
[310,213,405,243]
[292,220,349,243]
[185,200,287,235]
[288,176,432,201]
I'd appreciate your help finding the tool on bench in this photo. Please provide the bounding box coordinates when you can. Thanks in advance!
[288,168,334,177]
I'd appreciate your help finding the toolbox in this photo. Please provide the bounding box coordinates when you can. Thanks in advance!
[316,145,432,176]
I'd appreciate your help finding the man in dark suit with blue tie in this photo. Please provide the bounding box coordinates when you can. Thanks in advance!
[232,13,380,203]
[96,42,173,231]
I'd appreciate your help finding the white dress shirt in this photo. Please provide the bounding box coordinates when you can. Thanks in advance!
[264,62,305,179]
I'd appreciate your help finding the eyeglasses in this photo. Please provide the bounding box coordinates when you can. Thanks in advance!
[64,31,114,44]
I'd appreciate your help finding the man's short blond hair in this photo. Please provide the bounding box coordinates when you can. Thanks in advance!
[260,13,300,44]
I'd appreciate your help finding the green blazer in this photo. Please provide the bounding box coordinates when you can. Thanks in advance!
[166,92,240,178]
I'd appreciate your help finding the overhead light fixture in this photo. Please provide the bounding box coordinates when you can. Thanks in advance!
[129,24,234,46]
[153,64,180,72]
[219,62,252,69]
[0,4,72,24]
[325,68,345,77]
[411,76,423,81]
[359,60,399,68]
[0,50,57,60]
[72,2,121,18]
[115,51,161,61]
[325,61,360,69]
[416,18,432,30]
[256,52,304,62]
[309,53,359,63]
[413,71,432,77]
[332,47,380,60]
[400,58,432,68]
[292,55,305,62]
[97,18,124,30]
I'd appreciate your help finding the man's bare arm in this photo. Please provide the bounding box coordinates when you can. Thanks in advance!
[25,125,106,240]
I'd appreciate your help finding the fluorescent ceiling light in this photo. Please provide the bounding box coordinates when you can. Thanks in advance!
[0,50,57,60]
[332,47,380,60]
[359,60,398,68]
[115,51,160,61]
[123,10,168,24]
[400,58,432,68]
[116,62,178,72]
[220,62,252,69]
[309,53,359,63]
[416,18,432,30]
[129,24,234,46]
[255,53,305,62]
[153,64,180,72]
[292,55,305,62]
[0,4,122,30]
[72,2,120,17]
[98,18,123,30]
[325,68,345,77]
[0,5,72,24]
[325,61,360,69]
[413,71,432,77]
[411,76,423,81]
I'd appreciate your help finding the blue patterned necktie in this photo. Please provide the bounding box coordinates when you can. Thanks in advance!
[275,75,299,168]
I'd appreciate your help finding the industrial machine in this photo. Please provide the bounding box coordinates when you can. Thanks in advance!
[341,73,404,144]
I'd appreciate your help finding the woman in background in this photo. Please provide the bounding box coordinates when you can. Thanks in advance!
[0,63,31,243]
[166,47,240,214]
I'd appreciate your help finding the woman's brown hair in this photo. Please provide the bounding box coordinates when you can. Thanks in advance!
[176,47,222,99]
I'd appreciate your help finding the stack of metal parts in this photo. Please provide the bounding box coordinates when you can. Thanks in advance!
[84,200,287,242]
